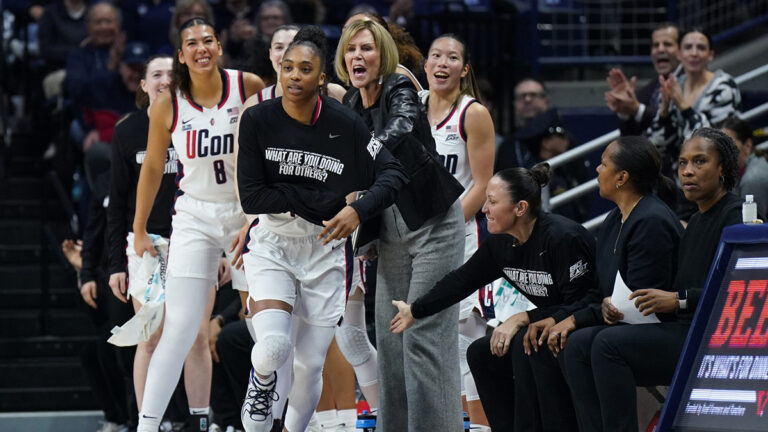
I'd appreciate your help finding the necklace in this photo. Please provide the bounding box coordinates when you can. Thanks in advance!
[613,196,643,254]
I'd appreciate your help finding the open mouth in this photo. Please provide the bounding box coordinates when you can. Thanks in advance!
[195,57,211,65]
[352,65,366,79]
[433,71,449,82]
[285,84,302,95]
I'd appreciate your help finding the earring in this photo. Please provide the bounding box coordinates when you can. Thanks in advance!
[719,175,725,184]
[615,183,620,190]
[378,75,383,85]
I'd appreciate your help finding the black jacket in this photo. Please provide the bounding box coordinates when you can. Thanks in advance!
[343,74,464,232]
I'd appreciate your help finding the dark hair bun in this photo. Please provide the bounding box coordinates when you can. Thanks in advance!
[293,25,327,56]
[529,162,551,187]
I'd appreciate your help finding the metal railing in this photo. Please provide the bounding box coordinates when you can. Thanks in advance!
[539,63,768,229]
[531,0,768,74]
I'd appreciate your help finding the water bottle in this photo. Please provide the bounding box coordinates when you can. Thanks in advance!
[463,411,470,431]
[357,410,376,431]
[743,194,758,224]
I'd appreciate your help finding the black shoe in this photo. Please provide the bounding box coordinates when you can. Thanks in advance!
[185,414,209,431]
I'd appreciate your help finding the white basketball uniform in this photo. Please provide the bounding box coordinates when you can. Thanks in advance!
[167,68,247,290]
[423,92,493,319]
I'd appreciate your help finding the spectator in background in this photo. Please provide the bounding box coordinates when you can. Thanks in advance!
[257,0,292,38]
[37,0,88,98]
[121,0,175,54]
[496,79,590,221]
[70,38,149,189]
[721,116,768,219]
[169,0,215,49]
[215,0,257,61]
[649,28,741,173]
[605,23,680,137]
[511,78,549,129]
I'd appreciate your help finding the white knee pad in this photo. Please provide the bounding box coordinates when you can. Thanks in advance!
[249,309,292,376]
[458,333,473,378]
[336,322,373,366]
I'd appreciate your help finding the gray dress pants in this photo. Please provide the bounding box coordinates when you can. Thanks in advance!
[375,201,464,432]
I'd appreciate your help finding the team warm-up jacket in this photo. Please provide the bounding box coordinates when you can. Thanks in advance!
[237,96,408,225]
[410,212,595,323]
[106,110,178,275]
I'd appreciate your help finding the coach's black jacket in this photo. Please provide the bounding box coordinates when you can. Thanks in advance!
[343,73,464,232]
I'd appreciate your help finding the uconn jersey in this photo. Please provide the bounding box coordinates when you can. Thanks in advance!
[171,68,246,202]
[422,92,477,200]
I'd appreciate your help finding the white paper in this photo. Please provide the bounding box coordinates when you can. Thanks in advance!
[491,278,536,324]
[611,270,660,324]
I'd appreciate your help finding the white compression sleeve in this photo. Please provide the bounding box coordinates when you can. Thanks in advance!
[138,276,214,426]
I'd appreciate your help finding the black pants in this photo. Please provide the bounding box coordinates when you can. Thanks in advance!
[81,279,134,424]
[467,334,516,431]
[560,323,689,432]
[511,327,577,432]
[213,320,254,429]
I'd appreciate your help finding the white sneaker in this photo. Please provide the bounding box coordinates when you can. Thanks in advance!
[241,369,279,432]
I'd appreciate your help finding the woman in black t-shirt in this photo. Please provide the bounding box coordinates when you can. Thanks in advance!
[390,163,595,432]
[235,26,406,432]
[556,128,741,432]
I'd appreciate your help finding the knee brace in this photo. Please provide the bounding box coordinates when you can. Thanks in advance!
[336,322,373,366]
[458,333,473,378]
[249,309,292,376]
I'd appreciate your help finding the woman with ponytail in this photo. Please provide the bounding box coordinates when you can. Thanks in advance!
[420,33,496,428]
[547,136,683,432]
[390,162,596,432]
[133,17,264,432]
[236,26,406,432]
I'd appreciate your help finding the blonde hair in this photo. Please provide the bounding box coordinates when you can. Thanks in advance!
[335,20,398,85]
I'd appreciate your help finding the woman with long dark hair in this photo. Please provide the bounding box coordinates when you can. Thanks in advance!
[420,33,495,427]
[132,17,264,432]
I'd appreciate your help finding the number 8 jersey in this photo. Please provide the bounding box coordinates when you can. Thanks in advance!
[170,68,247,202]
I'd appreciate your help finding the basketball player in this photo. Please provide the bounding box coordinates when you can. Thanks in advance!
[132,18,264,432]
[235,26,406,432]
[421,34,495,427]
[107,53,216,430]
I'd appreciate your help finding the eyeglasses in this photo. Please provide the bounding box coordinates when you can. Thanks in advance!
[514,92,546,101]
[547,126,565,136]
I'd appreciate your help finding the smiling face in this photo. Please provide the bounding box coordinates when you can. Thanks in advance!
[424,37,468,94]
[678,136,723,207]
[280,44,325,104]
[269,28,298,76]
[88,3,119,48]
[344,29,381,89]
[678,31,713,75]
[482,175,522,235]
[178,24,222,74]
[141,57,173,105]
[650,26,680,76]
